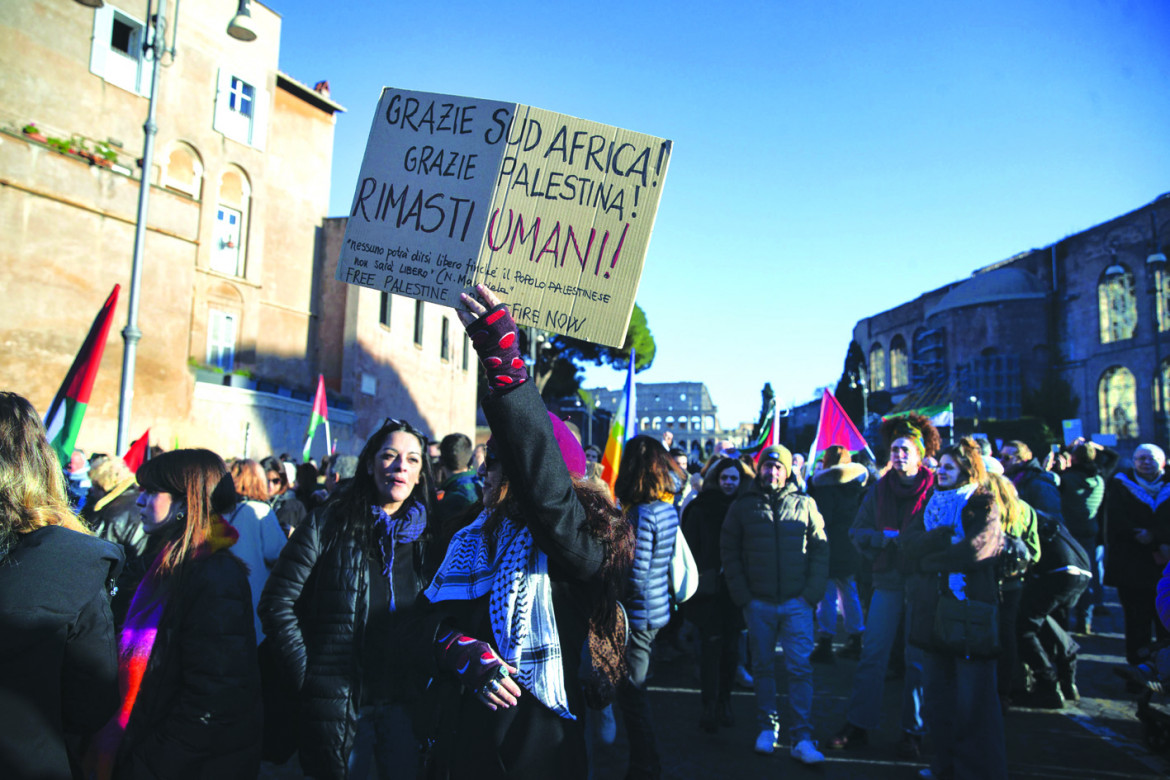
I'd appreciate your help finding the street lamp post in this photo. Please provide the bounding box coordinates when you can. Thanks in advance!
[90,0,254,453]
[969,395,981,433]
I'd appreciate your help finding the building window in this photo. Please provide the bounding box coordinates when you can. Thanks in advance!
[1155,268,1170,334]
[413,300,424,346]
[1099,366,1138,439]
[88,5,153,96]
[641,416,650,430]
[890,335,909,389]
[651,416,662,429]
[1157,359,1170,414]
[691,416,701,431]
[161,142,203,199]
[704,415,715,431]
[441,318,451,361]
[379,292,392,328]
[1098,265,1137,344]
[869,344,887,392]
[211,168,250,276]
[665,416,674,429]
[213,69,268,149]
[206,309,237,371]
[462,334,470,371]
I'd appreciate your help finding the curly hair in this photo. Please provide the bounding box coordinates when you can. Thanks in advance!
[880,412,941,459]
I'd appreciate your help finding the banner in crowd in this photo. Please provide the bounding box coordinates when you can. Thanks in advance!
[336,89,673,347]
[44,284,121,467]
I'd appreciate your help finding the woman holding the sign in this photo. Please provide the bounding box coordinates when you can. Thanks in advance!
[417,284,632,778]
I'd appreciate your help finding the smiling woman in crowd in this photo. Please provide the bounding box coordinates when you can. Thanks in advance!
[260,418,436,780]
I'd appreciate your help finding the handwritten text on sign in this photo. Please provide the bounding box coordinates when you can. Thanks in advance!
[337,89,672,347]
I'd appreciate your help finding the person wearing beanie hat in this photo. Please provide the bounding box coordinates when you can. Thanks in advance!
[416,285,634,778]
[721,439,829,764]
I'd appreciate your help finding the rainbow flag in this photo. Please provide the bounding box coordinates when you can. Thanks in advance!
[302,374,331,462]
[44,285,121,467]
[600,351,637,493]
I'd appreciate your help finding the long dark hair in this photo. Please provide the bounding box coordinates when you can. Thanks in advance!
[614,436,685,507]
[329,418,434,545]
[137,449,238,575]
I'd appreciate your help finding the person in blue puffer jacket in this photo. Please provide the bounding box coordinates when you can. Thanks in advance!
[614,436,684,780]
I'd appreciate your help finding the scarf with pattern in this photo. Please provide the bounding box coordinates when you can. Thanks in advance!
[85,514,239,780]
[424,509,572,720]
[923,483,977,599]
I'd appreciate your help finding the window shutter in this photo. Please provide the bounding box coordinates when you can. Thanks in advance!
[212,68,232,136]
[89,5,112,78]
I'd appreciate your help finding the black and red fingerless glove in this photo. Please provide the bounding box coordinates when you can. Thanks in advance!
[466,303,528,390]
[436,629,509,693]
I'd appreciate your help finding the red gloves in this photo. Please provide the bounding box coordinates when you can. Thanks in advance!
[466,303,527,390]
[436,629,510,695]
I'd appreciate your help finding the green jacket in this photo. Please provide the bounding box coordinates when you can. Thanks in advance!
[720,480,829,608]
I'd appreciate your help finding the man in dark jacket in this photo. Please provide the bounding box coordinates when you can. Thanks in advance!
[721,445,829,765]
[1001,440,1063,524]
[434,432,481,527]
[1017,516,1092,708]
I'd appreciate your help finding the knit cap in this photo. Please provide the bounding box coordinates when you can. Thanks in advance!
[758,445,792,473]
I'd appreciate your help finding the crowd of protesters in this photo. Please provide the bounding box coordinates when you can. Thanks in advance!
[5,288,1170,779]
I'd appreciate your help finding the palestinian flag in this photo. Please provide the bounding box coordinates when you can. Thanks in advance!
[303,374,331,462]
[44,285,121,467]
[600,351,637,493]
[883,402,954,428]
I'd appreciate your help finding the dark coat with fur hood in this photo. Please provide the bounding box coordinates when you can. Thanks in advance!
[808,463,869,580]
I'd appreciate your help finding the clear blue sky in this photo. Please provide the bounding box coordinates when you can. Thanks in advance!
[269,0,1170,427]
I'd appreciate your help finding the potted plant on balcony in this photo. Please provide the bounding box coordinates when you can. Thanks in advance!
[94,141,117,169]
[225,368,256,390]
[22,123,47,144]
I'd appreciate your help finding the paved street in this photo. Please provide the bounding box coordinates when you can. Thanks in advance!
[262,589,1170,779]
[589,590,1170,779]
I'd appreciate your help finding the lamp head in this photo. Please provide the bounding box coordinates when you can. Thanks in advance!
[227,0,257,41]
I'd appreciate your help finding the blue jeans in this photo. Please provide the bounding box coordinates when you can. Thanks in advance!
[846,587,925,733]
[924,653,1008,780]
[816,577,866,637]
[347,703,418,780]
[745,598,815,740]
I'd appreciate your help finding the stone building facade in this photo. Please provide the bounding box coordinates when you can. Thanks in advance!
[0,0,475,459]
[851,193,1170,454]
[587,381,733,460]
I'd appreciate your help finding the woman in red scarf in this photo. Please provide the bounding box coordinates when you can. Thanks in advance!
[828,415,937,759]
[87,449,261,779]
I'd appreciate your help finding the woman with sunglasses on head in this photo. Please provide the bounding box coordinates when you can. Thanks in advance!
[903,437,1007,780]
[418,285,633,779]
[86,448,262,780]
[259,419,436,780]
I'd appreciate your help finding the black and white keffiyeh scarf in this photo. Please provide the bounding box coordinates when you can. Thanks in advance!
[425,509,573,720]
[924,482,977,599]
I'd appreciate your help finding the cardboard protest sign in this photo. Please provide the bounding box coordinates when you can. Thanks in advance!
[337,88,672,347]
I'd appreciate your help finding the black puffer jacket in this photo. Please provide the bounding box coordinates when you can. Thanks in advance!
[1103,467,1170,590]
[0,526,122,780]
[808,463,869,580]
[116,549,262,779]
[85,484,147,625]
[258,500,433,779]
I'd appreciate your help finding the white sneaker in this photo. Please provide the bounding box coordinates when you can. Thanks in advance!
[790,738,825,765]
[754,729,779,754]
